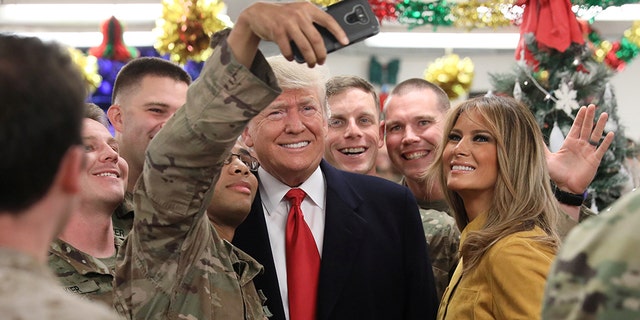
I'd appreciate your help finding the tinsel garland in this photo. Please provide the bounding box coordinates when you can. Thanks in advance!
[368,0,400,22]
[451,0,514,30]
[589,21,640,71]
[396,0,453,29]
[312,0,342,6]
[312,0,640,30]
[572,0,640,10]
[155,0,231,64]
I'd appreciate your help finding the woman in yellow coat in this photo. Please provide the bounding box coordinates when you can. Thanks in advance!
[431,95,562,320]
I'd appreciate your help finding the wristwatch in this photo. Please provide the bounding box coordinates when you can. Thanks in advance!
[552,183,587,206]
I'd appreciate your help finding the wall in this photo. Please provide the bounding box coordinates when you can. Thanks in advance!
[321,47,639,141]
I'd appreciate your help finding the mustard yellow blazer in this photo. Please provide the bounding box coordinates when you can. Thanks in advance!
[437,213,556,320]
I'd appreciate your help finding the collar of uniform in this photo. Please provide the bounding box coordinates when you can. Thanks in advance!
[223,239,264,286]
[114,192,135,219]
[49,238,114,275]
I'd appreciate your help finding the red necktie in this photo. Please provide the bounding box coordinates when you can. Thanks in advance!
[285,188,320,320]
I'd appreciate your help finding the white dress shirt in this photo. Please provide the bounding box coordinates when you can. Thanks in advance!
[257,166,326,320]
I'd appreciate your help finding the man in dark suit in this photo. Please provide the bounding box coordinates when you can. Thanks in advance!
[234,55,438,320]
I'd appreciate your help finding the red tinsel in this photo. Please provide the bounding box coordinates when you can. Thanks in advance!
[89,16,138,62]
[368,0,399,23]
[605,42,626,70]
[515,0,584,65]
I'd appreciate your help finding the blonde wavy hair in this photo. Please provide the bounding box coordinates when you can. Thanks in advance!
[428,95,561,273]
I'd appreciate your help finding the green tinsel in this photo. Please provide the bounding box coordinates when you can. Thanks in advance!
[617,37,640,60]
[396,0,453,29]
[571,0,640,11]
[387,0,640,30]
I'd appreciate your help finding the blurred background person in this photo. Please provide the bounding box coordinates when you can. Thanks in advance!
[0,34,119,319]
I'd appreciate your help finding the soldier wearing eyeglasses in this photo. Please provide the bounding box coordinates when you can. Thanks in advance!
[112,1,348,319]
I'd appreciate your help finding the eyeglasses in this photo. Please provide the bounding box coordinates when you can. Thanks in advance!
[223,152,260,172]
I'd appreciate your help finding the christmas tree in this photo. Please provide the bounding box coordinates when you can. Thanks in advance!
[489,1,629,211]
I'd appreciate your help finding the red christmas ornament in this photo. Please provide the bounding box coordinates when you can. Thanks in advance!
[89,16,139,62]
[576,63,590,74]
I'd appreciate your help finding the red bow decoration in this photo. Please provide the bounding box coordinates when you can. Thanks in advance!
[515,0,584,66]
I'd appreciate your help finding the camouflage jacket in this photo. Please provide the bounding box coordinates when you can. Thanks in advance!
[1,248,120,319]
[48,238,121,308]
[417,201,460,302]
[400,176,461,302]
[543,188,640,320]
[112,193,134,242]
[113,29,281,320]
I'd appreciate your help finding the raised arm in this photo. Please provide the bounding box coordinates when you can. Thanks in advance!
[545,104,615,219]
[228,1,348,68]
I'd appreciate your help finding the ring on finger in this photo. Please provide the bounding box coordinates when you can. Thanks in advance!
[588,139,599,147]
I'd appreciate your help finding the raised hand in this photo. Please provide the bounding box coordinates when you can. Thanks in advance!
[545,104,615,194]
[229,2,348,68]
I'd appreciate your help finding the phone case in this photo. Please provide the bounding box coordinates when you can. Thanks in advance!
[292,0,380,63]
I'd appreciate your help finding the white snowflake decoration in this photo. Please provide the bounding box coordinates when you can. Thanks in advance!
[553,81,580,114]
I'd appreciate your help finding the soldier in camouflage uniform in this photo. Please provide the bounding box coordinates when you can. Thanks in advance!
[0,34,119,319]
[412,194,460,302]
[543,188,640,320]
[381,79,461,301]
[113,3,347,319]
[107,54,192,241]
[323,76,460,301]
[48,103,127,307]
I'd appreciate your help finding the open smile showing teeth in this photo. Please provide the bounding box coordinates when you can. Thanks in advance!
[452,165,474,171]
[339,147,366,155]
[281,141,309,149]
[403,151,428,160]
[95,172,119,178]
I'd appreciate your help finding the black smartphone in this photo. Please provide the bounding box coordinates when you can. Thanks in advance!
[291,0,380,63]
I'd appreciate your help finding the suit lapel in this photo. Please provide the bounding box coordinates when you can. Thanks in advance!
[316,161,367,320]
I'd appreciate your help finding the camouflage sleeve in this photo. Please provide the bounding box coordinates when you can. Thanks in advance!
[419,208,460,301]
[124,29,281,293]
[542,189,640,320]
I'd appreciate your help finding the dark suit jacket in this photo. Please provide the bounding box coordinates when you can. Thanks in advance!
[233,160,438,320]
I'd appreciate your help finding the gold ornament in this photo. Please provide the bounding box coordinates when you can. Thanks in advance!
[424,54,474,100]
[67,47,102,95]
[310,0,341,6]
[155,0,232,64]
[624,21,640,48]
[452,0,514,30]
[594,40,613,62]
[538,70,549,85]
